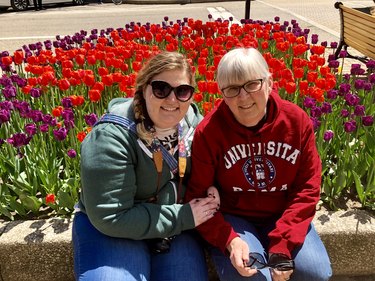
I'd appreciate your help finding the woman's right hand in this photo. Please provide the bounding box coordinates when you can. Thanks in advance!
[189,197,219,227]
[227,237,258,277]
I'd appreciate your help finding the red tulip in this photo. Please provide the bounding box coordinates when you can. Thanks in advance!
[13,50,24,65]
[58,78,70,91]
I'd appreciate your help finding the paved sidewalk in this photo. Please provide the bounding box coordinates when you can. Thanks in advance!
[236,0,373,71]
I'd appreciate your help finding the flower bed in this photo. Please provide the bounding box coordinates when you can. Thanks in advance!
[0,16,374,220]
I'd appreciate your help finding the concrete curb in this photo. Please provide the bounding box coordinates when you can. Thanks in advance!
[0,209,374,281]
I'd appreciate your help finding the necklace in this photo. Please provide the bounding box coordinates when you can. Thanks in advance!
[149,122,187,203]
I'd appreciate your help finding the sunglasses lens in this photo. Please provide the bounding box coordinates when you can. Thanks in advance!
[269,253,295,271]
[151,81,194,102]
[151,81,171,99]
[274,261,295,271]
[175,85,194,101]
[248,253,267,269]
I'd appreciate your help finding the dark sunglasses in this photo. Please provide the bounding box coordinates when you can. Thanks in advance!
[245,252,295,271]
[149,80,195,102]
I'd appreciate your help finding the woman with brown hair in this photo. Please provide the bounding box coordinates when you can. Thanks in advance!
[73,51,219,281]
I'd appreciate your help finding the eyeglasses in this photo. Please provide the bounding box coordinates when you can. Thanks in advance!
[149,80,195,102]
[245,252,295,271]
[221,79,264,98]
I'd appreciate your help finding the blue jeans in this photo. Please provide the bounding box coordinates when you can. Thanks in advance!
[210,214,332,281]
[72,212,208,281]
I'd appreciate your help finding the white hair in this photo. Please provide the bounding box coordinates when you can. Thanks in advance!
[217,48,271,90]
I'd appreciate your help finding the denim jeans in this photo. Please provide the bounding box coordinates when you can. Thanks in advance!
[210,214,332,281]
[72,212,208,281]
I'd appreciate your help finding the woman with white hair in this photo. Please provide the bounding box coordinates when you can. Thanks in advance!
[185,48,332,281]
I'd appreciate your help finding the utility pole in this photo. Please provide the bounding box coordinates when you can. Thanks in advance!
[245,0,252,19]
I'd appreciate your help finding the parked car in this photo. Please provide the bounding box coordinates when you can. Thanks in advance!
[0,0,85,12]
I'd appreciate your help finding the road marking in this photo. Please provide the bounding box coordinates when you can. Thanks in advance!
[256,0,340,38]
[207,7,241,24]
[0,36,56,41]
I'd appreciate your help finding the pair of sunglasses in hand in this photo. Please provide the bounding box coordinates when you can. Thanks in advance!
[245,252,295,271]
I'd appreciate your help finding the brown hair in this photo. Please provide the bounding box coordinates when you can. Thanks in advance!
[132,51,195,145]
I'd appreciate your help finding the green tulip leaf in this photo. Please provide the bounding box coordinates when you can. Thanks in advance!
[19,194,42,213]
[57,190,75,209]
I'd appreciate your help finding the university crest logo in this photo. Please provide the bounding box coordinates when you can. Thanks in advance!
[242,156,275,189]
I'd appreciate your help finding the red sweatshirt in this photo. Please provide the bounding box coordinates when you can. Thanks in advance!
[185,90,321,258]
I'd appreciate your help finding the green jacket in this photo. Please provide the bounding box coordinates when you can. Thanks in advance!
[78,98,203,239]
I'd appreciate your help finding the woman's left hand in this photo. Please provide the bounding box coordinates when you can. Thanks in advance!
[207,185,220,209]
[271,269,293,281]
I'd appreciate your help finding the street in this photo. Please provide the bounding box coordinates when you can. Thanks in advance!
[0,0,373,54]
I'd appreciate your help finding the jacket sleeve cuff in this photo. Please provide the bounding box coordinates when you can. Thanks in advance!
[222,229,240,253]
[268,238,293,259]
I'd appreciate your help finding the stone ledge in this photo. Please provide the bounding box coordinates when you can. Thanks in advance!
[0,209,374,281]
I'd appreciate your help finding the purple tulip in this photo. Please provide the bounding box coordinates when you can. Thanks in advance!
[310,117,321,130]
[344,120,357,133]
[344,93,360,106]
[339,83,351,95]
[363,82,372,91]
[0,108,10,123]
[13,100,31,117]
[328,60,340,68]
[67,149,77,158]
[28,43,37,51]
[53,41,60,48]
[326,89,338,100]
[350,64,365,76]
[354,79,365,90]
[10,74,27,87]
[2,85,17,99]
[339,50,347,58]
[62,109,75,129]
[39,124,49,133]
[7,133,32,148]
[362,116,374,126]
[343,74,351,81]
[354,105,365,116]
[29,109,43,122]
[365,60,375,70]
[44,40,52,50]
[341,109,350,118]
[330,42,338,48]
[62,97,73,108]
[0,75,12,87]
[311,34,318,44]
[0,100,13,110]
[25,123,37,136]
[49,118,58,127]
[42,114,53,124]
[321,102,332,114]
[303,97,316,108]
[30,87,42,98]
[310,106,322,118]
[84,113,98,126]
[323,130,334,141]
[53,127,68,141]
